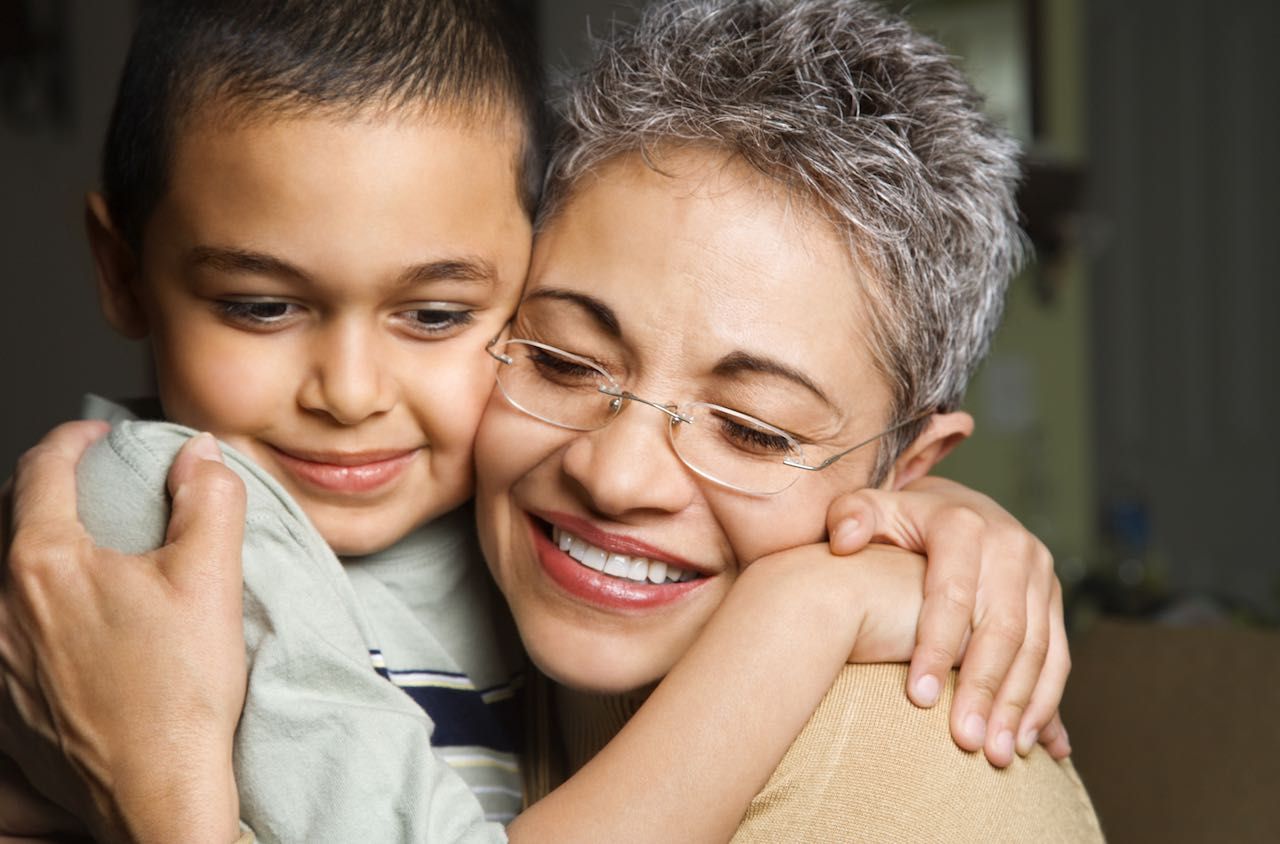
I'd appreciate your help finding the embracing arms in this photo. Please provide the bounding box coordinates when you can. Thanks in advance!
[0,422,1072,842]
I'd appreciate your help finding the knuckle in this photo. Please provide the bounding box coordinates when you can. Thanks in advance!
[934,577,977,614]
[943,505,986,536]
[982,614,1028,649]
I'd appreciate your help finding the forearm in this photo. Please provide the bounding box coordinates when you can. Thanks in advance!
[510,548,891,843]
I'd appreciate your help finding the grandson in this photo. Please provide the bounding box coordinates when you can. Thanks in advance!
[1,1,1071,842]
[73,0,540,839]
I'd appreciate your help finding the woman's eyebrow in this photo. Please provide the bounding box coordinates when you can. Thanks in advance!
[712,350,835,409]
[523,287,621,336]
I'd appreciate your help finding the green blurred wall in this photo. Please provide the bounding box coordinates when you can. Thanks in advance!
[907,0,1096,574]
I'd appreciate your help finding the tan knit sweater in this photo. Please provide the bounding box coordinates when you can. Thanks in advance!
[531,663,1104,842]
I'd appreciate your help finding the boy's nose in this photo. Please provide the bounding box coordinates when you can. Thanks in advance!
[561,403,696,517]
[299,325,395,425]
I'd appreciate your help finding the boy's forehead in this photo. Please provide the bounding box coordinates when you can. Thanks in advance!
[147,104,533,293]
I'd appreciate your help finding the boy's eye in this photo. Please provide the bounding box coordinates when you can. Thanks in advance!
[399,307,475,336]
[216,300,299,327]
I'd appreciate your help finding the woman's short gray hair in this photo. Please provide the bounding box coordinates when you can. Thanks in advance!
[542,0,1026,475]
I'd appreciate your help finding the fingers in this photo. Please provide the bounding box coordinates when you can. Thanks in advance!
[907,508,986,708]
[1036,711,1072,759]
[160,435,246,611]
[6,423,110,575]
[1018,579,1071,757]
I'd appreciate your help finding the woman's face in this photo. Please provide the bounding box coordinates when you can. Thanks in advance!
[475,149,896,693]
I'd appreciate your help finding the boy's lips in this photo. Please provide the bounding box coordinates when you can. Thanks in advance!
[268,445,421,495]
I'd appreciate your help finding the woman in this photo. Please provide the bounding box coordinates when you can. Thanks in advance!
[475,2,1098,838]
[0,1,1092,841]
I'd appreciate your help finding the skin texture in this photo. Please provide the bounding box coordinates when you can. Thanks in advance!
[87,109,532,555]
[476,148,972,694]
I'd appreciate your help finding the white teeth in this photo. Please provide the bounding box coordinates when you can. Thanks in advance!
[551,526,700,584]
[604,554,631,577]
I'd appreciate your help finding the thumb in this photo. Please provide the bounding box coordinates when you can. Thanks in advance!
[826,489,883,555]
[160,434,246,604]
[828,488,932,555]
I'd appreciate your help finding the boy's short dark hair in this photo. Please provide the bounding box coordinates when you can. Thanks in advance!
[104,0,543,248]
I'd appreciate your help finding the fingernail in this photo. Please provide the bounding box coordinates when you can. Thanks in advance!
[1017,728,1038,755]
[963,712,987,746]
[191,432,223,463]
[833,519,860,549]
[913,674,940,707]
[995,729,1014,760]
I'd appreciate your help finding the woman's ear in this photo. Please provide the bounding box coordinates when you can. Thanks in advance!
[85,192,148,339]
[884,411,974,490]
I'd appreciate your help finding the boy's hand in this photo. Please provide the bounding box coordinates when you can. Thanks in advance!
[0,422,246,844]
[826,476,1071,767]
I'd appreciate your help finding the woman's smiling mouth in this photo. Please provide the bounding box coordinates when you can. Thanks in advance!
[528,513,709,611]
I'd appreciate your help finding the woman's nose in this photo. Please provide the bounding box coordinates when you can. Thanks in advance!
[560,402,697,516]
[298,324,396,425]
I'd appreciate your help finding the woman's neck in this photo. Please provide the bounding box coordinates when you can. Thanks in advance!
[553,683,656,774]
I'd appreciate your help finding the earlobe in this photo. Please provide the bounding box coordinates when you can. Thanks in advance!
[887,411,974,490]
[85,192,148,339]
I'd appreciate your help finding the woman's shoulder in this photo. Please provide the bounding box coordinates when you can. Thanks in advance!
[733,664,1103,843]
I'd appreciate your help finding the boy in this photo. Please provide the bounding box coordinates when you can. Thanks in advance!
[0,1,1071,841]
[71,0,540,839]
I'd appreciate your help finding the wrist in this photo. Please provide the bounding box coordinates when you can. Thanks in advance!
[99,738,239,844]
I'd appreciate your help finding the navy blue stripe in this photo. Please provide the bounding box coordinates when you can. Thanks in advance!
[395,684,521,752]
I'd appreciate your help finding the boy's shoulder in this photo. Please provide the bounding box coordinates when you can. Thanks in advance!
[76,395,323,557]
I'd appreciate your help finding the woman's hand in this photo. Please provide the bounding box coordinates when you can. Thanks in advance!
[0,422,247,844]
[827,476,1070,767]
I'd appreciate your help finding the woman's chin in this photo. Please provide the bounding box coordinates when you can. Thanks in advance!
[524,633,671,695]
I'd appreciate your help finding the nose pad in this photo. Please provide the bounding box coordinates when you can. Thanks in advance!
[298,328,395,425]
[560,401,696,516]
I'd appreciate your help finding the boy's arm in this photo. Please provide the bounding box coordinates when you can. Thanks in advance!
[826,478,1071,765]
[509,543,926,843]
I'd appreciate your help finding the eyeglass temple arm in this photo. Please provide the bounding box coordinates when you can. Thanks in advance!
[782,412,934,472]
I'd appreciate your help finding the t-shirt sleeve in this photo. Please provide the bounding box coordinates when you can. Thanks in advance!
[730,664,1103,843]
[74,423,508,844]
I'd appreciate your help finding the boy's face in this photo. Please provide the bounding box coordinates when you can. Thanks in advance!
[95,110,531,555]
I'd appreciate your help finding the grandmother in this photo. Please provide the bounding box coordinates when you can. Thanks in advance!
[476,0,1099,838]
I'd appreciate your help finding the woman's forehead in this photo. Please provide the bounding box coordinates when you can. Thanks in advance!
[524,150,886,398]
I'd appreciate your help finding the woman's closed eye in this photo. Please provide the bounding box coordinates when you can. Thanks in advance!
[710,410,795,455]
[529,347,606,384]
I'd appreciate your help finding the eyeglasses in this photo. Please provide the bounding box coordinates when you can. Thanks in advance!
[487,336,926,496]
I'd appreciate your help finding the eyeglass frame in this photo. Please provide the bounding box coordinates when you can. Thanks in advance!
[485,333,932,494]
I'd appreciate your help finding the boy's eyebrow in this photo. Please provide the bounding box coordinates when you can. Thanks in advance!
[187,247,497,287]
[523,288,621,336]
[712,351,835,410]
[189,246,306,281]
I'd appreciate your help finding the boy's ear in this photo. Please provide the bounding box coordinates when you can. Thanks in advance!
[884,411,973,490]
[85,192,148,339]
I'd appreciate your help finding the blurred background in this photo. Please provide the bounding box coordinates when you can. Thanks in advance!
[1,0,1277,836]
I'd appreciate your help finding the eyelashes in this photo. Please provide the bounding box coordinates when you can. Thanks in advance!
[214,300,477,338]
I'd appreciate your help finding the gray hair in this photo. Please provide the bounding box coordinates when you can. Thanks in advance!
[541,0,1026,478]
